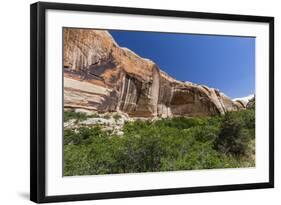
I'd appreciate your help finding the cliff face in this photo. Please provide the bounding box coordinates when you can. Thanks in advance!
[63,28,242,118]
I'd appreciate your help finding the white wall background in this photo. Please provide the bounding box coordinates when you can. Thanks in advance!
[0,0,279,204]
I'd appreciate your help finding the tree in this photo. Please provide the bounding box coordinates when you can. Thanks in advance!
[215,112,251,156]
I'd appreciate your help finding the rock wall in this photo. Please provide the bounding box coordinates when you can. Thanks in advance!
[63,28,242,117]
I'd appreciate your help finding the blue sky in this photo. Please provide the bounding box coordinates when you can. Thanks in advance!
[109,30,255,99]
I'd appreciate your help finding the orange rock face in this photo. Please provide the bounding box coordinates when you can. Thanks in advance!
[63,28,242,117]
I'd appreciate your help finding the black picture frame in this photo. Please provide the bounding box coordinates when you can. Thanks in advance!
[30,1,274,203]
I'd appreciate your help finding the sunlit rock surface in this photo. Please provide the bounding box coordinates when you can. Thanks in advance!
[64,28,242,117]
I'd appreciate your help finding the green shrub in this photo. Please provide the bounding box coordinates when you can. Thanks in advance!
[64,110,88,122]
[64,127,104,145]
[64,109,255,176]
[154,116,208,129]
[103,114,111,119]
[113,114,122,121]
[186,125,219,143]
[215,111,253,156]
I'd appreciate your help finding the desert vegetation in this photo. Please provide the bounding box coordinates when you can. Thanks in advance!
[63,107,255,176]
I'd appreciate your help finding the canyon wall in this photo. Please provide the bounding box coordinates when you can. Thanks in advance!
[63,28,243,118]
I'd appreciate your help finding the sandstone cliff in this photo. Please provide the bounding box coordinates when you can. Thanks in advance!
[63,28,242,118]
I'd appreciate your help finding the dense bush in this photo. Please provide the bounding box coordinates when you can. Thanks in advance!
[64,110,88,122]
[64,109,255,176]
[215,109,255,157]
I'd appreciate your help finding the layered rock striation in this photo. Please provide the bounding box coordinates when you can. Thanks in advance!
[64,28,243,118]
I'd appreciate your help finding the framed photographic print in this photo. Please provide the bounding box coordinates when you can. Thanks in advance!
[30,1,274,203]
